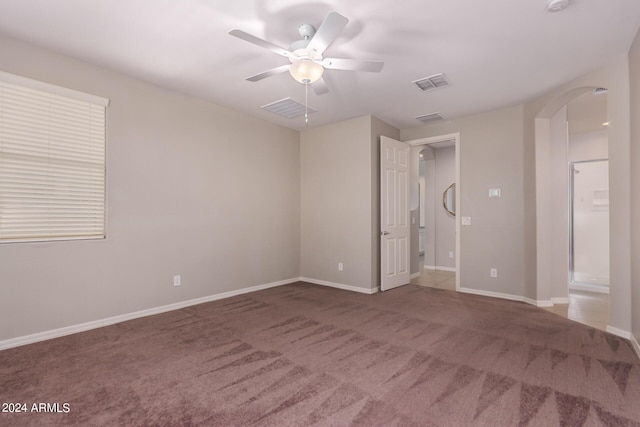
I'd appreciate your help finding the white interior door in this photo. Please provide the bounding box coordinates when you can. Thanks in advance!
[380,136,410,291]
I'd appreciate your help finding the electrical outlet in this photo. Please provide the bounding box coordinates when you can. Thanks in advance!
[490,268,497,278]
[173,275,181,286]
[449,251,454,258]
[338,262,344,272]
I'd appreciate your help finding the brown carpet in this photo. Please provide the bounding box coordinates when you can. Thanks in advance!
[1,282,639,426]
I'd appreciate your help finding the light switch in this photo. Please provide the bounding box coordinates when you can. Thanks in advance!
[489,188,501,198]
[462,216,471,226]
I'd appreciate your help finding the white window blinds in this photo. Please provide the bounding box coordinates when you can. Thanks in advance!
[0,72,109,243]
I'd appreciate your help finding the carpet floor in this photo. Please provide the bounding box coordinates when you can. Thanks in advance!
[1,282,639,426]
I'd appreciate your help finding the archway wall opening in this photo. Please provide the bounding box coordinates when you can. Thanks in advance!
[525,55,631,332]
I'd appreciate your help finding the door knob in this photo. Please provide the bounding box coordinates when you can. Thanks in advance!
[381,231,390,235]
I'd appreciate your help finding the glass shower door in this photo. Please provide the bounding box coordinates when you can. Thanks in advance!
[570,160,609,287]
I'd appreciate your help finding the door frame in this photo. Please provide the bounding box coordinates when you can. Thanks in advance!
[407,133,460,291]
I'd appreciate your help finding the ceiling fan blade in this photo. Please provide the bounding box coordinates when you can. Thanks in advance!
[322,58,384,72]
[246,64,291,82]
[311,77,330,95]
[229,29,294,59]
[306,11,349,55]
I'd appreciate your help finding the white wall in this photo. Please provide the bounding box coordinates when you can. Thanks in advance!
[0,35,301,342]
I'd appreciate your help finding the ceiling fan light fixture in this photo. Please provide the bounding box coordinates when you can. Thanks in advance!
[289,59,324,84]
[546,0,569,12]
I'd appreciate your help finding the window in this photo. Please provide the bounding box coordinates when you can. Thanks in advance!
[0,71,109,243]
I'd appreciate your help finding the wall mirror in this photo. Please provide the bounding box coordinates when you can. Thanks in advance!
[443,183,456,216]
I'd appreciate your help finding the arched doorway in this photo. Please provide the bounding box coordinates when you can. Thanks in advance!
[535,87,610,330]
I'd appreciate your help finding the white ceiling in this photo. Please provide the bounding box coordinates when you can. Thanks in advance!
[0,0,638,131]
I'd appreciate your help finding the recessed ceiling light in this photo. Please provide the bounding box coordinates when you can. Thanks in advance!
[547,0,569,12]
[602,122,609,126]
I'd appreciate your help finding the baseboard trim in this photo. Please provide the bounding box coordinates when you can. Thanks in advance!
[424,265,456,272]
[606,325,632,340]
[569,283,610,294]
[411,272,421,279]
[299,277,378,295]
[0,277,298,351]
[631,334,640,361]
[527,298,554,307]
[551,297,570,305]
[458,287,553,307]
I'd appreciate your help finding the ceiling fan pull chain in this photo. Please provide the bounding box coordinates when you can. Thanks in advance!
[305,82,309,125]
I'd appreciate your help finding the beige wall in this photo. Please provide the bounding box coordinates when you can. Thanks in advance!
[549,106,569,301]
[630,28,640,347]
[401,105,526,298]
[0,35,301,341]
[300,115,398,292]
[568,130,608,162]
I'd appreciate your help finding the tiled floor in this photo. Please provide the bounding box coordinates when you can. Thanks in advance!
[543,290,610,331]
[410,258,610,332]
[411,266,456,291]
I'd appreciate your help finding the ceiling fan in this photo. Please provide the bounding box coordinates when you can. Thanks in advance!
[229,11,384,95]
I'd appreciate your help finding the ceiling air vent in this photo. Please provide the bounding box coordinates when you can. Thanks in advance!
[261,98,316,119]
[593,87,608,95]
[412,73,449,91]
[415,112,446,123]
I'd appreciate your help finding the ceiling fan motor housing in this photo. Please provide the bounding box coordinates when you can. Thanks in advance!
[290,24,316,51]
[298,23,316,39]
